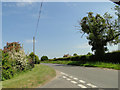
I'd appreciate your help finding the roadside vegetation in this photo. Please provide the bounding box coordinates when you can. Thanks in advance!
[1,42,56,88]
[2,64,56,88]
[42,50,120,70]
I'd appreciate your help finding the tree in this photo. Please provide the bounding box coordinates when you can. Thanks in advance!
[73,53,77,56]
[41,56,48,61]
[29,52,40,64]
[79,12,120,56]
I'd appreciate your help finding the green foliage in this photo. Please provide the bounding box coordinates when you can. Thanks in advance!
[87,52,93,56]
[2,52,15,80]
[73,53,77,56]
[2,42,35,81]
[79,12,120,56]
[46,50,120,64]
[26,58,35,69]
[41,56,48,61]
[29,52,40,64]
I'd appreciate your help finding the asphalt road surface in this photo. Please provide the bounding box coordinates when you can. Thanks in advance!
[40,63,118,88]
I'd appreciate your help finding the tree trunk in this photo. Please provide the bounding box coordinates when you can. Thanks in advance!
[95,46,105,57]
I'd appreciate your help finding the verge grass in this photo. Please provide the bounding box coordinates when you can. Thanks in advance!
[42,61,120,70]
[2,64,56,88]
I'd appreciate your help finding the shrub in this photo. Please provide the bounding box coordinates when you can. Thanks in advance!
[9,49,27,71]
[73,53,78,56]
[2,42,35,81]
[2,53,15,80]
[3,42,21,53]
[29,52,40,64]
[41,56,48,61]
[26,58,35,70]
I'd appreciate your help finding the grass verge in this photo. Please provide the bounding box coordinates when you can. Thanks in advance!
[2,64,56,88]
[42,61,120,70]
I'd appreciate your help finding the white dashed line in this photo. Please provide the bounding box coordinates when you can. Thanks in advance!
[66,78,71,81]
[61,72,97,88]
[73,78,78,80]
[71,81,77,84]
[87,83,97,88]
[61,72,65,75]
[61,72,68,76]
[78,84,87,88]
[79,80,86,83]
[63,76,67,79]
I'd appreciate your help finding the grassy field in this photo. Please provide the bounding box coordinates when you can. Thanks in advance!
[2,64,56,88]
[42,61,120,70]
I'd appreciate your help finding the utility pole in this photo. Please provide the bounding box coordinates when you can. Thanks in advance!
[33,36,35,62]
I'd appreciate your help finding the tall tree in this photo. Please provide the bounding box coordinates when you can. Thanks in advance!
[79,12,120,56]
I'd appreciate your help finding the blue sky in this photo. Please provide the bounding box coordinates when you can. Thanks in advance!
[2,1,119,59]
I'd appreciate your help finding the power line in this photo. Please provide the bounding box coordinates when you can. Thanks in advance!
[33,1,43,59]
[34,2,43,37]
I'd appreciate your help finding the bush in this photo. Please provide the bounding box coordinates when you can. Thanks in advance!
[73,53,78,56]
[2,53,15,80]
[29,52,40,64]
[2,42,36,81]
[41,56,48,61]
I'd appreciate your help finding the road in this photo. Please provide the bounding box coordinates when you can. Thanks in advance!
[40,63,118,88]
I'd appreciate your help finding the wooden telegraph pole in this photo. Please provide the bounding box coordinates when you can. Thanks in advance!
[33,36,35,62]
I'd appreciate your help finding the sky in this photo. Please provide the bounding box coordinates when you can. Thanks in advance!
[2,1,119,59]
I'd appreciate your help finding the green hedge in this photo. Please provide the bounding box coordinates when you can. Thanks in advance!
[48,51,120,64]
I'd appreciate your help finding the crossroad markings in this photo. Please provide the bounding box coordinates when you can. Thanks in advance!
[73,78,78,80]
[87,83,97,88]
[78,84,87,88]
[61,72,98,88]
[61,72,68,76]
[79,80,86,83]
[63,76,67,79]
[66,78,71,81]
[71,81,77,84]
[61,72,65,75]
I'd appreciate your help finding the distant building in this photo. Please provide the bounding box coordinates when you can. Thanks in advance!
[63,54,71,57]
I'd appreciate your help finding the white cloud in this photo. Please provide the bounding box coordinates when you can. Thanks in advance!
[3,2,35,7]
[16,2,33,7]
[107,44,118,52]
[75,42,119,52]
[75,43,92,49]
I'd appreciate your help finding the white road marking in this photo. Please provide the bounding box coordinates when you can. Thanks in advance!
[63,76,67,79]
[61,72,97,88]
[61,72,65,75]
[78,84,87,88]
[61,72,68,76]
[73,78,78,80]
[79,80,86,83]
[87,83,97,88]
[71,81,77,84]
[66,78,71,81]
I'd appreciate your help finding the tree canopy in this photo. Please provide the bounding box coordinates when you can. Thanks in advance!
[79,12,120,56]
